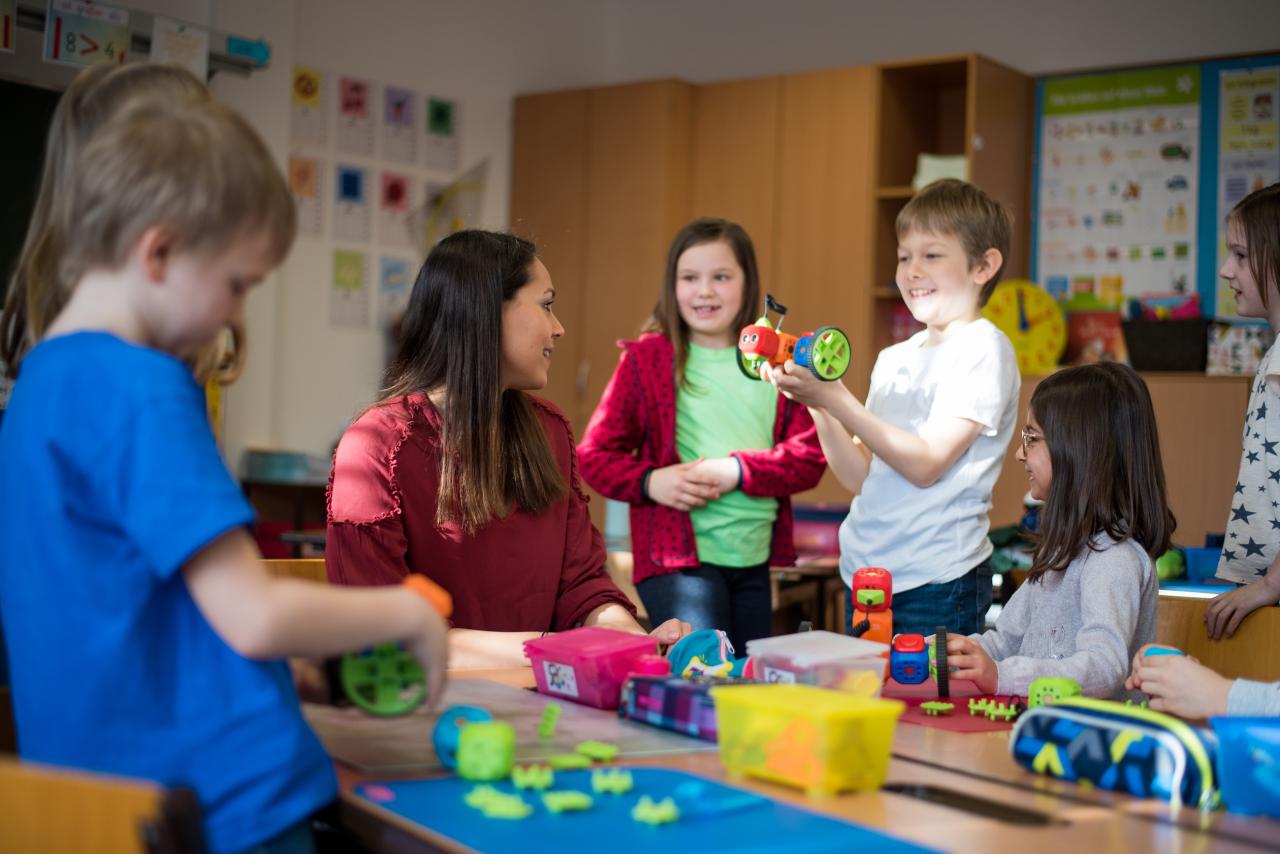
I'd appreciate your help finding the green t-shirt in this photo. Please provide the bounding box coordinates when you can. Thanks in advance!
[675,343,779,566]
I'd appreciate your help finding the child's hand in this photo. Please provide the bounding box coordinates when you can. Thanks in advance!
[1205,576,1280,639]
[648,618,694,648]
[688,457,740,494]
[401,598,450,712]
[648,459,721,511]
[946,635,998,694]
[762,360,847,411]
[1130,653,1231,719]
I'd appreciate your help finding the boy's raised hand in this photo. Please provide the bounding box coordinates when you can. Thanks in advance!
[945,634,998,694]
[647,458,722,512]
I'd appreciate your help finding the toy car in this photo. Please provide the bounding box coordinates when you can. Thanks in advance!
[738,294,851,382]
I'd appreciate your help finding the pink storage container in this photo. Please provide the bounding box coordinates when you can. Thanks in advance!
[523,627,659,709]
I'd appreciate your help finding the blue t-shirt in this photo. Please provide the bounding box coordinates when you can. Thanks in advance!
[0,333,335,853]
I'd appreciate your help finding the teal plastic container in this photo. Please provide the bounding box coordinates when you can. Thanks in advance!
[1211,717,1280,818]
[1182,547,1222,581]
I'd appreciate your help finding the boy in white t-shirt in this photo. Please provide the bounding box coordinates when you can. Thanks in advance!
[768,179,1020,636]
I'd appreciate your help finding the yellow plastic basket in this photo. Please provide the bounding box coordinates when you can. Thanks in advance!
[709,684,904,796]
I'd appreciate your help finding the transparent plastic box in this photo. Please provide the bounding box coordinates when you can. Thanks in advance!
[746,630,888,696]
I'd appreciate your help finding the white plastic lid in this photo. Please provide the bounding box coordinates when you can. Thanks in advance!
[745,630,888,667]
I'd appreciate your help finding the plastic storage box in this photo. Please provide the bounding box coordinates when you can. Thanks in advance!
[745,630,887,695]
[710,684,904,795]
[1212,717,1280,818]
[523,627,658,710]
[1183,546,1222,581]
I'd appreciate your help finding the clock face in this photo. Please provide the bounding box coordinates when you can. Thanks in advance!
[981,280,1066,375]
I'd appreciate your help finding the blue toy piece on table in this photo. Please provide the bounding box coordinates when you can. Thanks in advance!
[433,705,495,769]
[889,634,929,685]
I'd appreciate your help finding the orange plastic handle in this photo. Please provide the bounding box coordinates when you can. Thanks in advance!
[403,574,454,618]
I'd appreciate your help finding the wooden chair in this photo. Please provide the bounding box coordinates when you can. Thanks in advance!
[262,558,328,584]
[0,757,203,853]
[1157,591,1280,681]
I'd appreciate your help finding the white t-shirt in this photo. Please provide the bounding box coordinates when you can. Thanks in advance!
[838,318,1020,593]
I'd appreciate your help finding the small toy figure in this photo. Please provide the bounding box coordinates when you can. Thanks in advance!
[433,705,494,769]
[631,796,680,825]
[1027,676,1083,709]
[920,701,954,716]
[849,567,893,644]
[890,634,930,685]
[464,785,532,819]
[591,768,634,795]
[457,721,516,781]
[737,294,851,382]
[511,765,554,790]
[541,790,594,814]
[537,702,562,740]
[667,629,754,678]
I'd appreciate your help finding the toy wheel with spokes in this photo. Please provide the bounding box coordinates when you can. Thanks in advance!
[806,327,851,381]
[933,626,950,699]
[341,643,427,716]
[736,348,764,381]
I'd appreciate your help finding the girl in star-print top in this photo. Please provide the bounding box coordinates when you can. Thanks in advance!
[578,218,826,653]
[1208,182,1280,640]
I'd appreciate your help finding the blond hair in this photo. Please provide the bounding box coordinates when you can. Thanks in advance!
[1,64,210,378]
[896,178,1012,306]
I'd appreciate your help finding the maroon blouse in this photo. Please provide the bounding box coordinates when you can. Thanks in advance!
[326,392,636,632]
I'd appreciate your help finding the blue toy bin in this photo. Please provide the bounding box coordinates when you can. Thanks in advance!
[1211,716,1280,818]
[1182,547,1222,581]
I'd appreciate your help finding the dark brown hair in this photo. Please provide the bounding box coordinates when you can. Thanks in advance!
[896,178,1012,306]
[1027,362,1174,582]
[1227,181,1280,312]
[644,217,762,387]
[382,230,566,532]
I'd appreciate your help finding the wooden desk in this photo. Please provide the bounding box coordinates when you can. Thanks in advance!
[1157,589,1280,681]
[324,669,1272,853]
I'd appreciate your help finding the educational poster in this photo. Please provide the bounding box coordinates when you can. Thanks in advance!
[44,0,129,67]
[383,85,418,164]
[1214,66,1280,319]
[149,16,208,81]
[288,156,324,238]
[333,164,371,242]
[1037,66,1200,303]
[408,159,488,254]
[379,171,413,248]
[378,255,413,324]
[291,66,327,146]
[332,250,370,329]
[2,0,16,53]
[425,96,459,171]
[336,76,375,156]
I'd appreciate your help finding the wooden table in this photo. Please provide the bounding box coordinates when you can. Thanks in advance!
[324,668,1276,853]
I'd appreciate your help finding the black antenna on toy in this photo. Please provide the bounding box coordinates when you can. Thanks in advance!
[765,294,789,333]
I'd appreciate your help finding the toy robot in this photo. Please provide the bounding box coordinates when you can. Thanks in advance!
[849,567,893,644]
[737,294,851,382]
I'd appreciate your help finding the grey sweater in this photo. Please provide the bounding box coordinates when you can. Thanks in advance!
[971,535,1157,698]
[1228,679,1280,715]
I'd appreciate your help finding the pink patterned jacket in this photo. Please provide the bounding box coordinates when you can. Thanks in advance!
[577,333,827,585]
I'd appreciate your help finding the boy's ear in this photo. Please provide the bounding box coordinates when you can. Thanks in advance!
[136,226,178,284]
[972,248,1004,287]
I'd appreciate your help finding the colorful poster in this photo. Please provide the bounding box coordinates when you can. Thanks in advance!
[1037,66,1201,304]
[1214,66,1280,319]
[288,156,324,238]
[425,96,459,171]
[336,76,375,156]
[379,171,413,248]
[291,65,327,146]
[333,164,371,242]
[408,160,487,254]
[1,0,16,53]
[378,256,413,324]
[43,0,129,67]
[149,16,208,81]
[332,250,370,329]
[383,85,418,163]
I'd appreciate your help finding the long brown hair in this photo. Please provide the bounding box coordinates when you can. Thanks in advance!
[1228,181,1280,313]
[644,217,762,387]
[1028,362,1174,581]
[382,230,566,532]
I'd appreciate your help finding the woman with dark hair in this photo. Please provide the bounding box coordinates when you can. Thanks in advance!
[327,230,689,667]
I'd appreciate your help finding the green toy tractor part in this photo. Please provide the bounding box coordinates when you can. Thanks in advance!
[340,643,426,716]
[1028,676,1083,709]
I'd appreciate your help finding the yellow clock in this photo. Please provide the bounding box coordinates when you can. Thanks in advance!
[982,279,1066,375]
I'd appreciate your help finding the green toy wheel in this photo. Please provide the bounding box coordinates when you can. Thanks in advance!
[806,327,851,381]
[736,347,764,381]
[341,643,427,716]
[931,626,950,699]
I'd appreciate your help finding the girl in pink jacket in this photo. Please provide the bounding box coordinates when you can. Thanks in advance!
[578,218,826,651]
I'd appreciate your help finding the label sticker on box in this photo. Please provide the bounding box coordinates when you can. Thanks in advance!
[543,662,579,697]
[762,666,796,684]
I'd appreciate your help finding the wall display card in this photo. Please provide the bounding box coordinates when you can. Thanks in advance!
[44,0,129,67]
[291,65,327,146]
[332,250,370,329]
[1037,66,1201,304]
[2,0,16,53]
[288,156,324,238]
[379,171,413,249]
[149,16,207,80]
[1208,322,1274,376]
[1214,66,1280,319]
[337,76,375,156]
[334,164,372,242]
[378,255,413,325]
[409,159,488,254]
[383,85,418,164]
[425,96,459,171]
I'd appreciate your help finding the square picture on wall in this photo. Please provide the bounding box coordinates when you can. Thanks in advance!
[383,85,418,164]
[334,164,372,242]
[332,249,370,329]
[290,65,327,146]
[288,156,324,238]
[425,96,459,171]
[337,75,376,156]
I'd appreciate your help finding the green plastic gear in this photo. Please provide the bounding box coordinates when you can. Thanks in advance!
[806,326,851,380]
[340,643,426,716]
[736,347,765,380]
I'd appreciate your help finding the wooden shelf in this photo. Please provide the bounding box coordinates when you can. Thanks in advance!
[875,185,916,199]
[873,285,901,300]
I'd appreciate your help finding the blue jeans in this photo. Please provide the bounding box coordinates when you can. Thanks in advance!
[636,563,772,654]
[846,561,993,637]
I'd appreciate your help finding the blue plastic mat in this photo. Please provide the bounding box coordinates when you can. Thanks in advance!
[355,766,937,853]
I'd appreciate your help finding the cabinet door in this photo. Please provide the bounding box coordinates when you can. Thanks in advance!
[969,55,1033,280]
[689,77,781,280]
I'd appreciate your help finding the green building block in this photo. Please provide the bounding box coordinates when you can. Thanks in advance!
[511,764,554,790]
[575,740,620,762]
[463,785,532,819]
[538,703,563,740]
[631,796,680,825]
[541,790,594,814]
[985,702,1018,722]
[1028,676,1083,709]
[591,768,634,795]
[457,721,516,781]
[968,698,990,716]
[920,701,954,717]
[548,753,593,770]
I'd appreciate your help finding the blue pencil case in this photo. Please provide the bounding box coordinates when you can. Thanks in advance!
[618,675,724,741]
[1009,696,1219,809]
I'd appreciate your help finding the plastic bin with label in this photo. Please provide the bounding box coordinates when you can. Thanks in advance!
[745,630,888,696]
[523,626,658,710]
